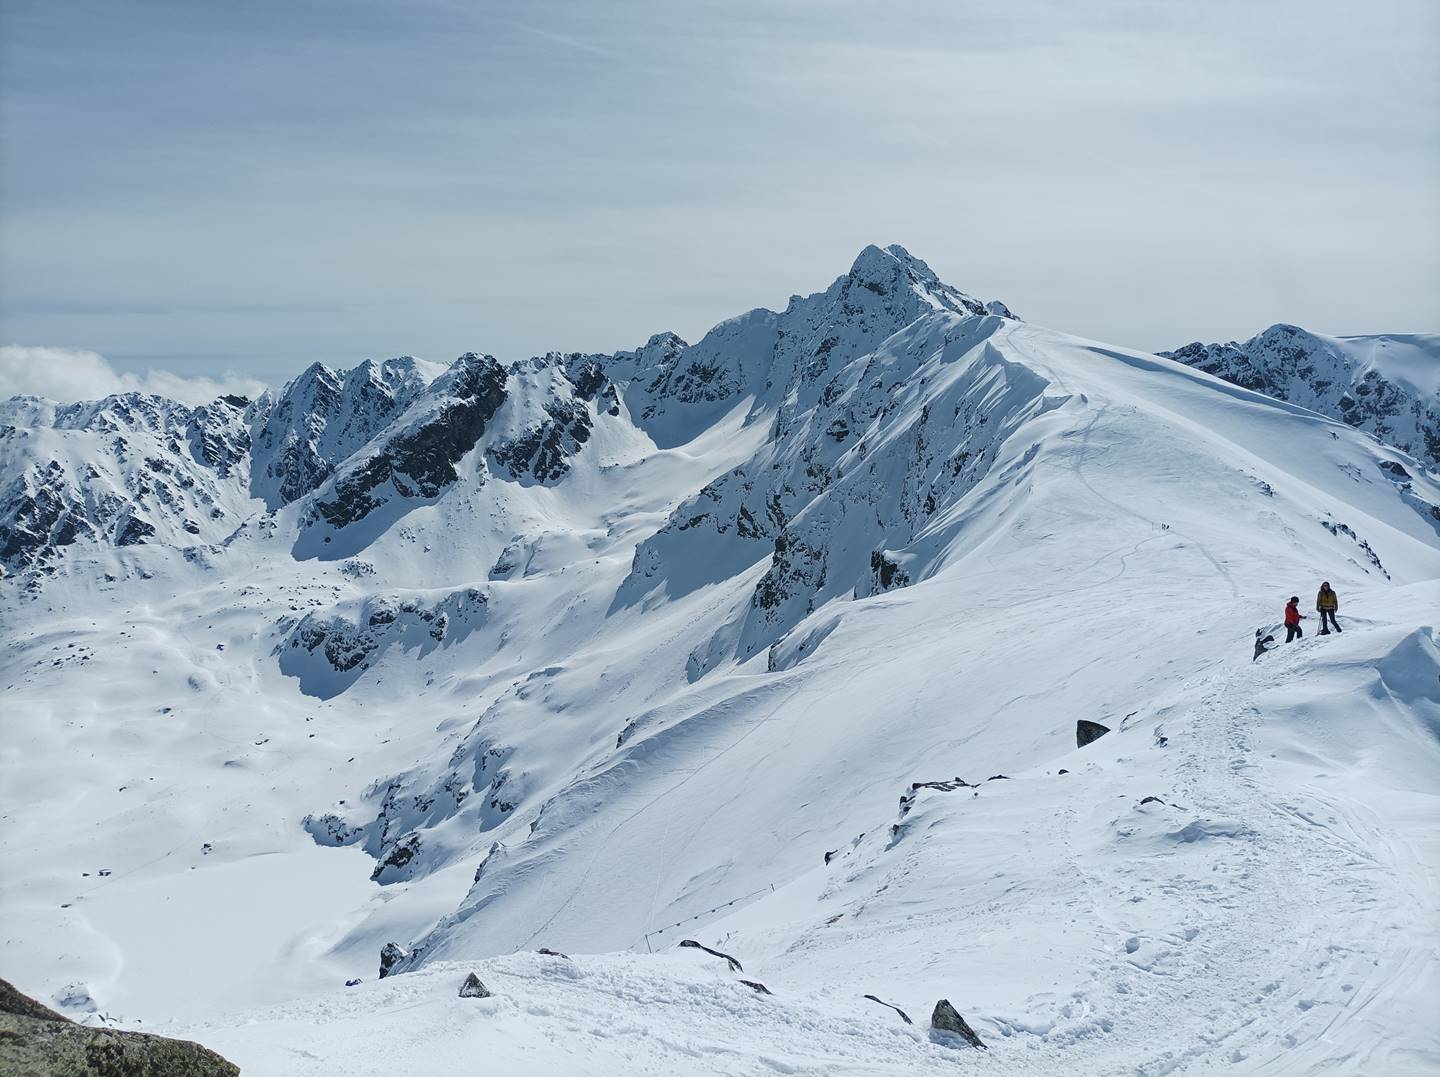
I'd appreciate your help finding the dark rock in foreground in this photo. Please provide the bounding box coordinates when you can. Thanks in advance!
[930,998,987,1048]
[0,976,240,1076]
[1076,719,1111,748]
[458,972,491,998]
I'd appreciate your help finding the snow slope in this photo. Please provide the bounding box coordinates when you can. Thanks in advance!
[1,246,1438,1076]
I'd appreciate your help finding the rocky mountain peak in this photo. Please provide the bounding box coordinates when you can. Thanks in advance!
[250,356,442,509]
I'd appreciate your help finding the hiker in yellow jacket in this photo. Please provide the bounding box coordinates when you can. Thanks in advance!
[1316,582,1341,635]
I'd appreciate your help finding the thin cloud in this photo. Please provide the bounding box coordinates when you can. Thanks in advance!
[0,346,268,406]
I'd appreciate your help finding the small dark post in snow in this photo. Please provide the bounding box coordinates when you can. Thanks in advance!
[930,1000,986,1049]
[863,994,913,1025]
[458,972,491,998]
[1076,719,1111,748]
[678,939,743,972]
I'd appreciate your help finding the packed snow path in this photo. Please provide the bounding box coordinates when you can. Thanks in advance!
[1060,632,1438,1075]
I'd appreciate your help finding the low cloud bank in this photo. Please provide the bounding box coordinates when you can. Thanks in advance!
[0,346,268,406]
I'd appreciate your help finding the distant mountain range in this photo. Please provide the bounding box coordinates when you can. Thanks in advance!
[1162,325,1439,469]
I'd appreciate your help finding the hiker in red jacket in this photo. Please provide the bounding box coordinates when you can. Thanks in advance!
[1284,596,1304,642]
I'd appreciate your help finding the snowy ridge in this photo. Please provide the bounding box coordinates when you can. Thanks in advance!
[2,247,1438,1076]
[1162,325,1440,469]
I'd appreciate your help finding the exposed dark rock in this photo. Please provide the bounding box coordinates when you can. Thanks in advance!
[115,515,157,546]
[739,980,772,995]
[824,849,837,864]
[678,939,743,972]
[458,972,491,998]
[370,832,421,882]
[863,993,913,1024]
[1379,460,1411,479]
[1140,796,1166,806]
[345,978,362,987]
[930,998,987,1048]
[378,941,409,978]
[870,550,910,592]
[537,947,570,959]
[315,355,507,530]
[488,396,594,484]
[1076,719,1111,748]
[898,777,972,818]
[0,976,239,1075]
[1057,769,1069,775]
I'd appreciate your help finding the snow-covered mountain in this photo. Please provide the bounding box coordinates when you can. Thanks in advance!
[3,246,1438,1076]
[0,391,254,578]
[1162,325,1440,469]
[250,356,446,509]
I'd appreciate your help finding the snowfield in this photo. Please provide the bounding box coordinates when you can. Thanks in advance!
[2,246,1437,1075]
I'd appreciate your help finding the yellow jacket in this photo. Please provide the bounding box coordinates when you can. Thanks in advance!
[1316,588,1338,611]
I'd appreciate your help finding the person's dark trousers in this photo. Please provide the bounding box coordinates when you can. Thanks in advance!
[1286,623,1302,642]
[1320,610,1340,634]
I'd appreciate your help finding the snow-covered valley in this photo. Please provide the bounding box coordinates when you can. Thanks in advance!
[2,246,1438,1075]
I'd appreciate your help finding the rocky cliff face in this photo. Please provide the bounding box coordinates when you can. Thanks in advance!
[1162,325,1440,469]
[250,356,442,508]
[298,353,509,545]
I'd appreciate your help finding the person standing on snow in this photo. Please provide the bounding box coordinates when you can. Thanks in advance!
[1284,596,1304,642]
[1316,582,1341,635]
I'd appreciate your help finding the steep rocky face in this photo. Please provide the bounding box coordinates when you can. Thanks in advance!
[486,355,611,485]
[0,393,254,576]
[1162,326,1440,468]
[303,354,509,537]
[250,356,441,508]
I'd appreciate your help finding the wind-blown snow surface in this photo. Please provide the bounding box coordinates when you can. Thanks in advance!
[2,247,1438,1075]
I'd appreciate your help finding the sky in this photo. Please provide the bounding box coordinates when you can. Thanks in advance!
[1,0,1437,400]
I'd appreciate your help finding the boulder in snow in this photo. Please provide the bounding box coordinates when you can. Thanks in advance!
[379,941,409,979]
[1076,719,1111,748]
[458,972,491,998]
[929,999,986,1048]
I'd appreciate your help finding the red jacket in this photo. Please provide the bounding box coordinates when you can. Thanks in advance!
[1284,603,1300,626]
